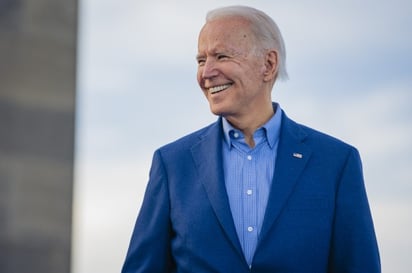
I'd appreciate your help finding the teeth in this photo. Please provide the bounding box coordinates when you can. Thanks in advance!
[209,84,231,94]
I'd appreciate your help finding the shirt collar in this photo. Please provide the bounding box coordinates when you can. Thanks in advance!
[222,103,282,149]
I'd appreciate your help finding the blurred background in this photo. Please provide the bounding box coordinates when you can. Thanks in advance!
[0,0,76,272]
[1,0,411,272]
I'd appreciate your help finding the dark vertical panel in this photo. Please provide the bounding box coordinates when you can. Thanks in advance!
[0,0,77,272]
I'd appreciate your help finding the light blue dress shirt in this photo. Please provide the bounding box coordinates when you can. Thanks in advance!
[222,105,282,267]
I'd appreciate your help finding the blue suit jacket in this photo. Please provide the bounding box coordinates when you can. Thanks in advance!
[122,110,380,273]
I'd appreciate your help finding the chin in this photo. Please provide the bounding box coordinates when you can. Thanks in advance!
[209,104,224,116]
[210,108,222,116]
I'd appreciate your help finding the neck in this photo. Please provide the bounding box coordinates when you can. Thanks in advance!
[226,102,274,148]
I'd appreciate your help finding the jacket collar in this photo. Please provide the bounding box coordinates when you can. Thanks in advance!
[258,111,312,242]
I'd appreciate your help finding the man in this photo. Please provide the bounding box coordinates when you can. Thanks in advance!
[122,5,380,273]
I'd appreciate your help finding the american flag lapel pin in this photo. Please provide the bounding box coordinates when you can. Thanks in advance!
[293,153,303,159]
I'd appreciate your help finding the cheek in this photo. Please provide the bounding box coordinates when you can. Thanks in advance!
[245,64,267,85]
[196,70,208,97]
[196,69,203,86]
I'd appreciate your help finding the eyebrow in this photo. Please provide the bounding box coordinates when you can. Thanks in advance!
[195,49,230,60]
[195,54,204,61]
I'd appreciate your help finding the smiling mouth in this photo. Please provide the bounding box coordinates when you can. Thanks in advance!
[208,84,232,94]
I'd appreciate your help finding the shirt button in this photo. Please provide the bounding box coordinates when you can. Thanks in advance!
[247,155,252,160]
[233,132,239,138]
[246,189,253,195]
[247,226,254,232]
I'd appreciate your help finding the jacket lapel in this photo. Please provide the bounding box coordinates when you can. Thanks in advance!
[190,119,244,260]
[259,112,312,241]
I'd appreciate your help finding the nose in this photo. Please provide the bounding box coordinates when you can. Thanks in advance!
[201,58,219,79]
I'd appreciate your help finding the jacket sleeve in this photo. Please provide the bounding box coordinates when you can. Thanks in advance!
[121,150,175,273]
[328,147,381,273]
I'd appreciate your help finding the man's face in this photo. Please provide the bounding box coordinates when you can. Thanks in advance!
[197,17,270,119]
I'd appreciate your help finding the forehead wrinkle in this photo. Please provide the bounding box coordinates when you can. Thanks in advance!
[198,38,249,59]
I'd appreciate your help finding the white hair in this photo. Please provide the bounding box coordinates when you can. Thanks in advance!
[206,5,288,81]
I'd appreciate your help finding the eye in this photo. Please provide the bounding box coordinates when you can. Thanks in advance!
[197,58,205,66]
[217,54,229,60]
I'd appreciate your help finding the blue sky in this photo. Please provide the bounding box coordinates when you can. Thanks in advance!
[73,0,412,272]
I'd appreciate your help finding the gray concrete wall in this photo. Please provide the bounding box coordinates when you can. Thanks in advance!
[0,0,77,272]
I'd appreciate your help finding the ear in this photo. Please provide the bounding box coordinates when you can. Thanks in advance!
[263,50,278,82]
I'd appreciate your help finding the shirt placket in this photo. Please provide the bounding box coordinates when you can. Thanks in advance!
[243,150,258,266]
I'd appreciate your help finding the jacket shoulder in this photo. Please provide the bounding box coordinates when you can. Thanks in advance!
[283,113,357,153]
